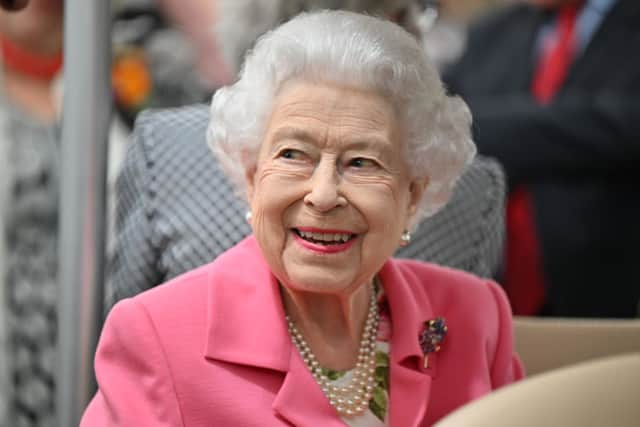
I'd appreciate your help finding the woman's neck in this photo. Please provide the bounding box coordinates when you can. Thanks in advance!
[281,281,373,371]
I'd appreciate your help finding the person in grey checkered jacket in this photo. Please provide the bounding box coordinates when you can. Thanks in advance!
[106,0,507,310]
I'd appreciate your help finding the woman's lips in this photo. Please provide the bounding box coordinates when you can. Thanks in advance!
[292,228,357,254]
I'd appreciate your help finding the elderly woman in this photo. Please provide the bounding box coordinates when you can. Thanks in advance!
[82,10,523,426]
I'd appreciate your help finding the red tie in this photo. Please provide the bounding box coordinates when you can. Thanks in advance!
[504,3,581,315]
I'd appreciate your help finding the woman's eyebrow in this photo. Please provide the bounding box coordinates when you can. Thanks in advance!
[343,137,392,152]
[271,126,317,144]
[271,127,393,155]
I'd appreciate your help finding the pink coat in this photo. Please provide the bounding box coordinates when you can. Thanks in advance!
[81,236,523,426]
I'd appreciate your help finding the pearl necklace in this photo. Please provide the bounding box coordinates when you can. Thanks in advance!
[286,287,380,418]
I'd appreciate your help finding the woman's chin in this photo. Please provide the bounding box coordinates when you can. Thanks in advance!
[278,243,365,294]
[279,265,364,296]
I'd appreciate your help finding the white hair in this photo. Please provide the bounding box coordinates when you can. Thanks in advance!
[207,10,476,224]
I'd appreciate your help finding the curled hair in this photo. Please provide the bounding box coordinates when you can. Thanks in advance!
[208,10,475,224]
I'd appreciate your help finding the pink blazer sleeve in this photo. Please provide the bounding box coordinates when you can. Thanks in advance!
[80,299,184,427]
[487,280,525,386]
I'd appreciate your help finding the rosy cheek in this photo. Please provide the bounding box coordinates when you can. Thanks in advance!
[344,178,400,206]
[260,167,312,189]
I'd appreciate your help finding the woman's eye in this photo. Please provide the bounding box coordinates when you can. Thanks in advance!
[279,149,303,160]
[348,157,377,168]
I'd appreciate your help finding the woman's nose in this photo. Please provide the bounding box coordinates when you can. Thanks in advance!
[303,162,347,211]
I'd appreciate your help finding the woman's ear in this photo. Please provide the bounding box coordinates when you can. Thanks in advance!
[407,177,429,219]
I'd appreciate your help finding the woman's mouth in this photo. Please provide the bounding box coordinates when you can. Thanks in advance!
[293,229,355,245]
[292,228,357,254]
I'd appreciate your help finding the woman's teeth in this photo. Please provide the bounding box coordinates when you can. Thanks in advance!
[296,230,352,244]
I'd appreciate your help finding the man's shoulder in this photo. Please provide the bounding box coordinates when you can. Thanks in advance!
[125,103,241,206]
[135,104,209,143]
[130,104,210,163]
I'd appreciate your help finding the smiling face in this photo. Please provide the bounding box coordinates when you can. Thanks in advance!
[246,81,427,296]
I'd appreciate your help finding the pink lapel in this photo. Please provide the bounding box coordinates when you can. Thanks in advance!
[379,260,437,427]
[273,347,347,427]
[202,237,438,426]
[203,237,344,426]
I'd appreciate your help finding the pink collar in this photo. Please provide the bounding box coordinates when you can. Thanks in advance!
[204,236,437,426]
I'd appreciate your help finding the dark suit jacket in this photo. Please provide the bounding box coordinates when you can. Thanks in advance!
[444,0,640,317]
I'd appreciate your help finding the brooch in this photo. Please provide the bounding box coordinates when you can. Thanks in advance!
[419,317,447,369]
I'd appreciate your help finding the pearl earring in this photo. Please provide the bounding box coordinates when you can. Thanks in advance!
[245,210,252,223]
[400,230,411,246]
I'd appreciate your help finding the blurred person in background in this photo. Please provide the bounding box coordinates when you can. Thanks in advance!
[0,1,64,425]
[444,0,640,317]
[111,0,231,127]
[0,0,229,425]
[416,0,511,70]
[151,0,231,87]
[213,0,422,78]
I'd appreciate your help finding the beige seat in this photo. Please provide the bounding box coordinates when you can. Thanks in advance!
[513,316,640,376]
[434,353,640,427]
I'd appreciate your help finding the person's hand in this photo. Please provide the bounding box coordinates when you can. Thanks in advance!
[0,0,29,11]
